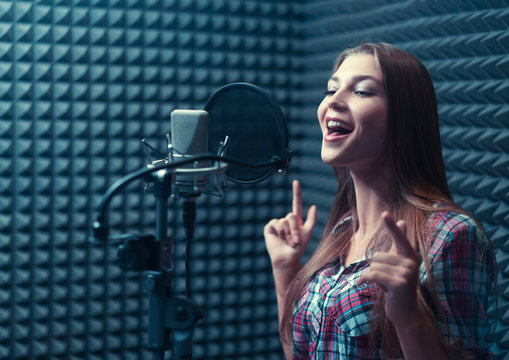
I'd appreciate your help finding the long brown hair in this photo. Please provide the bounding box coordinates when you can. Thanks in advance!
[280,42,480,358]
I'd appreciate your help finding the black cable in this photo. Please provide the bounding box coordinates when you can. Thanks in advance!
[90,154,286,243]
[97,155,280,219]
[182,199,196,299]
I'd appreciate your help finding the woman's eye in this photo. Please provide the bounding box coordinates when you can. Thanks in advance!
[354,89,373,96]
[324,89,336,96]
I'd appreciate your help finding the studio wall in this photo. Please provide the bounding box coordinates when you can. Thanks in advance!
[0,1,301,359]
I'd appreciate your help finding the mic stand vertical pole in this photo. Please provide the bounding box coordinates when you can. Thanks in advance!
[146,169,173,360]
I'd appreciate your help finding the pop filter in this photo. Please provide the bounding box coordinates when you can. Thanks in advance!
[204,82,290,184]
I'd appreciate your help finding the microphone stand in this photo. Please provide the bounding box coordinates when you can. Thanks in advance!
[90,152,292,360]
[142,168,204,360]
[145,168,173,359]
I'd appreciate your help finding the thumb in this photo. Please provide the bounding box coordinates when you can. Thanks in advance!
[397,220,407,236]
[388,219,413,257]
[303,205,317,234]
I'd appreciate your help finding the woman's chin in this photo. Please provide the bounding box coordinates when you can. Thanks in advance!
[321,152,344,167]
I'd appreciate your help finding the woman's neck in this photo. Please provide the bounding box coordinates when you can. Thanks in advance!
[350,165,395,242]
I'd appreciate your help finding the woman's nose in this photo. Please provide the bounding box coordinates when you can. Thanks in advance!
[327,91,347,111]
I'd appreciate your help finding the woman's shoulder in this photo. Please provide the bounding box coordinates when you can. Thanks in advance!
[427,209,484,236]
[425,209,491,258]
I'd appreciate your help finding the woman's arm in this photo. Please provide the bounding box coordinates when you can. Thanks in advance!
[272,264,302,359]
[360,211,495,359]
[359,212,449,360]
[264,180,317,359]
[425,213,495,358]
[393,308,449,360]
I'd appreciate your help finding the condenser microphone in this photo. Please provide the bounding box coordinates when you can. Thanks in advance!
[171,109,209,156]
[91,82,290,243]
[170,109,210,197]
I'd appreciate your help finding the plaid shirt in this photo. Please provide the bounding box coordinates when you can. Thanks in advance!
[293,211,495,359]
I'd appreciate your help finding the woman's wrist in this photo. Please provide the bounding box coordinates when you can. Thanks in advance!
[392,306,426,332]
[272,261,301,278]
[272,262,301,296]
[394,307,449,360]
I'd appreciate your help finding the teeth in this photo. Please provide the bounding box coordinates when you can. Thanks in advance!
[328,120,351,129]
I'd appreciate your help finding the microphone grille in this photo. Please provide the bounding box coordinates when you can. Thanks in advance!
[170,110,209,155]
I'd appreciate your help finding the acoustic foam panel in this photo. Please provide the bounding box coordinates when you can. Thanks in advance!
[0,1,302,359]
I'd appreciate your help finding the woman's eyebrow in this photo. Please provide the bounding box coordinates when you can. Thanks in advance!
[329,74,382,85]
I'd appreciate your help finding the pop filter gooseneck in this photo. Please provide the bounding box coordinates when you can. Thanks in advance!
[204,82,291,184]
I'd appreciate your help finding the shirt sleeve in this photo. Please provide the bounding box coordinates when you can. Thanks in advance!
[424,213,495,359]
[292,281,316,359]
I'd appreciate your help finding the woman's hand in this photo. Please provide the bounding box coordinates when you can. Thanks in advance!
[358,211,421,328]
[264,180,317,272]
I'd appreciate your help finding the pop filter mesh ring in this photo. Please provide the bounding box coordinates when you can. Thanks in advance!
[204,82,289,184]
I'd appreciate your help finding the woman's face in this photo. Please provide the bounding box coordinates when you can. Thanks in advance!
[317,54,389,174]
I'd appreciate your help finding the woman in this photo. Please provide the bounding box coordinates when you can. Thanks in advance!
[264,42,495,359]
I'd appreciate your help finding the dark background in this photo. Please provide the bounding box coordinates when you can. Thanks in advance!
[1,0,508,359]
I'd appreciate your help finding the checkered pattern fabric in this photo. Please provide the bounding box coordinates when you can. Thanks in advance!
[293,211,495,359]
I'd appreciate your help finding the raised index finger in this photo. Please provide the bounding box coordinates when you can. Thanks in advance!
[292,180,303,220]
[382,211,415,258]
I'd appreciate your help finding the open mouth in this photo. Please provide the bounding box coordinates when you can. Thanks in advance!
[327,120,354,136]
